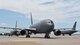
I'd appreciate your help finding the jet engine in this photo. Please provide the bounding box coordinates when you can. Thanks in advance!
[20,29,32,35]
[54,30,61,36]
[20,30,26,35]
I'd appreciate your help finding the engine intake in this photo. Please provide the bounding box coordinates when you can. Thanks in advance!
[54,30,61,36]
[20,30,26,35]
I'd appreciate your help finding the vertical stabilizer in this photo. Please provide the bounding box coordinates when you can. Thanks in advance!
[15,21,17,31]
[30,12,33,25]
[72,21,77,30]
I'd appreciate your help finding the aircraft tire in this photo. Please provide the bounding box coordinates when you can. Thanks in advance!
[26,35,30,38]
[69,34,71,36]
[44,35,50,38]
[62,34,65,36]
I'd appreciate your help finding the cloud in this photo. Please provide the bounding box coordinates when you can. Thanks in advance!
[40,1,54,5]
[0,0,80,23]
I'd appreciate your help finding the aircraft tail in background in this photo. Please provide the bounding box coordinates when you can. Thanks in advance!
[14,21,18,31]
[72,21,77,30]
[30,12,33,25]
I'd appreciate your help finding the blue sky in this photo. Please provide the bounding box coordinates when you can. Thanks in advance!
[0,9,32,32]
[0,0,80,33]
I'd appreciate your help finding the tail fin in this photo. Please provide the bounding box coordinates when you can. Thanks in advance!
[15,21,17,31]
[72,21,77,30]
[30,12,33,25]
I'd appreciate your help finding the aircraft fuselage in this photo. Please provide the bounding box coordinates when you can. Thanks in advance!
[29,19,54,33]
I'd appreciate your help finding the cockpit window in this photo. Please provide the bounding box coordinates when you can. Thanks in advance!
[47,20,53,23]
[51,21,53,23]
[47,20,50,23]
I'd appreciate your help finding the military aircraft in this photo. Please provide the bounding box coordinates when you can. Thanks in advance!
[0,13,61,38]
[60,22,78,36]
[0,21,20,36]
[8,21,20,36]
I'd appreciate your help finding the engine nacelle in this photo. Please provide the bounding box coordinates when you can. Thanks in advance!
[54,30,61,36]
[20,30,26,35]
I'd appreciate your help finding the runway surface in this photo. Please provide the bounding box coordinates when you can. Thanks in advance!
[0,34,80,45]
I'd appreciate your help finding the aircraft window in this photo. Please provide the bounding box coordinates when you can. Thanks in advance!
[51,21,53,23]
[48,22,51,23]
[48,21,53,23]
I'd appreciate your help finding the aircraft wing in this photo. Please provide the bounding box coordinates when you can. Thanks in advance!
[0,27,36,31]
[0,27,22,30]
[55,28,72,30]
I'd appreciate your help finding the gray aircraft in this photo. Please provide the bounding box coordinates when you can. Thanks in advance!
[0,21,20,36]
[0,13,61,38]
[9,21,20,36]
[58,22,77,36]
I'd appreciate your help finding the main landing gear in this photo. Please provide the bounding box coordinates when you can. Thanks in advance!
[26,34,30,38]
[69,34,72,36]
[26,31,30,38]
[44,33,50,38]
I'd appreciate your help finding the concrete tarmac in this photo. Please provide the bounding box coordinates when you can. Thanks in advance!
[0,34,80,45]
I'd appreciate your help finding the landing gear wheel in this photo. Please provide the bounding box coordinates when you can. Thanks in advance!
[69,34,71,36]
[16,35,19,36]
[26,35,30,38]
[44,35,50,38]
[62,34,65,36]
